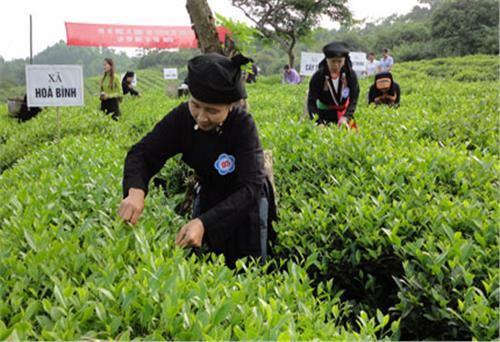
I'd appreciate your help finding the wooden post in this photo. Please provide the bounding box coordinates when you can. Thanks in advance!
[56,107,60,143]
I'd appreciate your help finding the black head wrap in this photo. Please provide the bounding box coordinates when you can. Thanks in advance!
[375,72,394,88]
[122,71,135,84]
[318,41,354,76]
[374,71,396,95]
[187,53,252,104]
[323,41,350,58]
[375,71,393,81]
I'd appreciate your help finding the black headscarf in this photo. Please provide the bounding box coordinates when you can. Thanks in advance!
[368,71,400,106]
[187,53,252,104]
[122,71,135,84]
[323,41,350,58]
[373,72,397,95]
[318,41,354,74]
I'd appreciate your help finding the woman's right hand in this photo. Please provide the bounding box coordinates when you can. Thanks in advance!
[118,188,145,225]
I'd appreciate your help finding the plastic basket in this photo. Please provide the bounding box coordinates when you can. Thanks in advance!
[7,97,24,116]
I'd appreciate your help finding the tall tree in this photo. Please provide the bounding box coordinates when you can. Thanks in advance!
[231,0,351,68]
[186,0,224,54]
[430,0,499,56]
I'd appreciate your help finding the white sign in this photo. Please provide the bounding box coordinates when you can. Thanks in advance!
[121,73,137,86]
[163,68,178,80]
[349,52,367,75]
[26,65,84,107]
[299,52,324,76]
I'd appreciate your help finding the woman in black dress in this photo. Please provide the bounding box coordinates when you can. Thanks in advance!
[119,53,276,268]
[307,42,360,128]
[368,72,401,107]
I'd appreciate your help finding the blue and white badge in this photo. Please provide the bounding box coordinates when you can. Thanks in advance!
[214,153,236,176]
[342,87,350,99]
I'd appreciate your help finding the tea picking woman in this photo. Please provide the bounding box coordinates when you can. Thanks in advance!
[368,71,401,107]
[307,42,360,128]
[122,71,140,97]
[119,53,277,268]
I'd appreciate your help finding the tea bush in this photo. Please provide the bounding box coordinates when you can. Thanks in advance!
[0,55,498,340]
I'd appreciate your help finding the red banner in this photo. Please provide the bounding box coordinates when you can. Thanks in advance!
[65,22,229,49]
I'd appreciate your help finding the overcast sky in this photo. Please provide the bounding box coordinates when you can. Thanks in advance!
[0,0,420,61]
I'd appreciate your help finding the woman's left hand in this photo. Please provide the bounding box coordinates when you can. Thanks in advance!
[338,116,348,127]
[175,218,205,248]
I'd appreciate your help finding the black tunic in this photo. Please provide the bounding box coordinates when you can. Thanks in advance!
[122,102,276,266]
[122,81,140,96]
[307,59,359,124]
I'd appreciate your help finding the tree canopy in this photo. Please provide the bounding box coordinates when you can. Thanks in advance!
[231,0,352,67]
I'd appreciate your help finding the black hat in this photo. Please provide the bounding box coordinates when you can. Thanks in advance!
[124,71,135,78]
[187,53,252,104]
[323,41,350,58]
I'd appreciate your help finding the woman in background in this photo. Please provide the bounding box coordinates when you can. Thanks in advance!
[122,71,140,97]
[100,58,122,120]
[307,41,359,127]
[368,72,401,107]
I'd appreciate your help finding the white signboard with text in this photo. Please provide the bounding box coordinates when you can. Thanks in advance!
[299,52,324,76]
[350,52,367,76]
[300,51,368,77]
[26,65,84,107]
[163,68,178,80]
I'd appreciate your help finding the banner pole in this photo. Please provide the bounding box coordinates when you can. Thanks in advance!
[56,107,60,143]
[29,15,33,65]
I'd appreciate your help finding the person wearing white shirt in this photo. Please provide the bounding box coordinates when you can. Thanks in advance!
[365,52,379,76]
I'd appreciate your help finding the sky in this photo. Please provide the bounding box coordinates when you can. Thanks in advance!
[0,0,420,61]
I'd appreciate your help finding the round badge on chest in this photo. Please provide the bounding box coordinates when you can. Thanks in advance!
[214,153,236,176]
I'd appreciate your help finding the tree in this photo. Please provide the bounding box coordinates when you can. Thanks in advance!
[430,0,499,56]
[186,0,224,54]
[231,0,351,68]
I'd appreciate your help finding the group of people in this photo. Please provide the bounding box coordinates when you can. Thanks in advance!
[99,58,140,120]
[306,44,400,128]
[282,47,400,117]
[365,48,394,76]
[365,49,401,106]
[116,41,401,268]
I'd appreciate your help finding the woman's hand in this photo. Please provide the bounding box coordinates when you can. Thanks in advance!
[175,218,205,248]
[118,188,145,225]
[338,116,348,127]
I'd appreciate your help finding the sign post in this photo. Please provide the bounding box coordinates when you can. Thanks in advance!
[25,65,84,142]
[300,51,368,79]
[163,68,178,80]
[299,52,324,76]
[349,52,367,78]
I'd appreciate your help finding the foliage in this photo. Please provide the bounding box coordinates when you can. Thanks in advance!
[0,91,391,341]
[1,0,498,91]
[321,0,499,62]
[215,14,262,57]
[231,0,352,68]
[430,0,499,56]
[0,55,498,340]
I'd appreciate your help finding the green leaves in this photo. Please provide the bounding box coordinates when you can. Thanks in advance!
[0,55,498,340]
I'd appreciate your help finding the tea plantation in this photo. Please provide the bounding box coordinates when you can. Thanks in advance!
[0,55,498,340]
